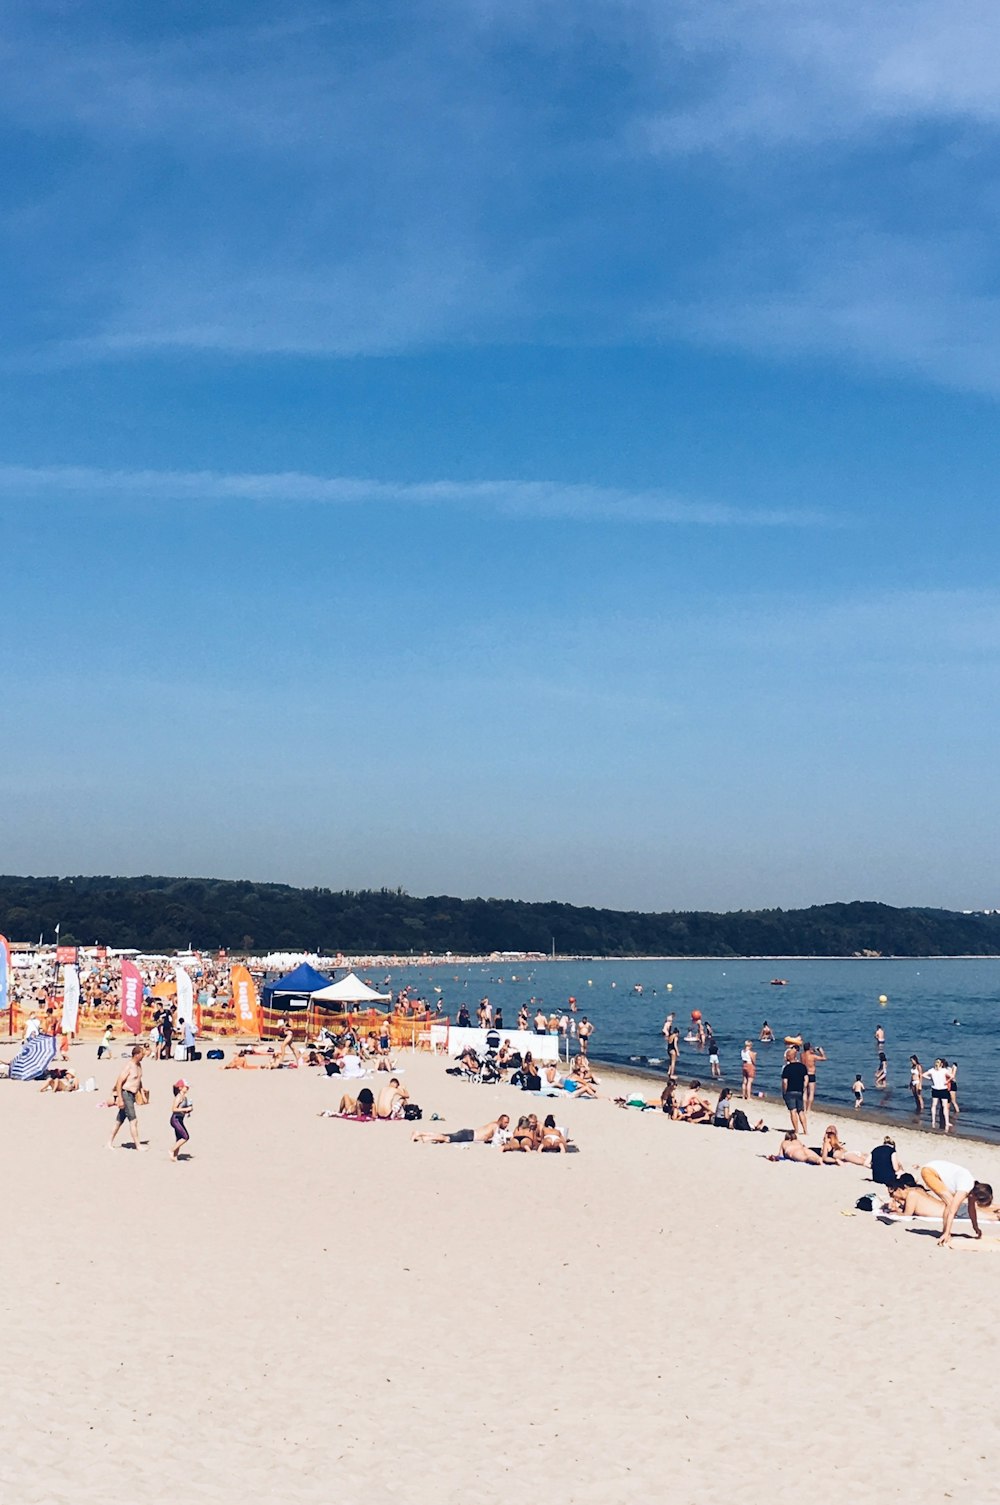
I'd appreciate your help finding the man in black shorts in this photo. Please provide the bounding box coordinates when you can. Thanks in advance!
[412,1115,510,1145]
[781,1048,809,1135]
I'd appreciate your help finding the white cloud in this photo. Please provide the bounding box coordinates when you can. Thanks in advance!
[0,463,829,527]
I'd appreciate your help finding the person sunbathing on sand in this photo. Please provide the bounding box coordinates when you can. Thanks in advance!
[539,1114,567,1152]
[224,1048,275,1069]
[40,1068,78,1093]
[820,1126,868,1166]
[769,1130,823,1165]
[502,1115,538,1152]
[413,1114,511,1145]
[332,1087,376,1118]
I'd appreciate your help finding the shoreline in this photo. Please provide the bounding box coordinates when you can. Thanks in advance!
[587,1054,1000,1151]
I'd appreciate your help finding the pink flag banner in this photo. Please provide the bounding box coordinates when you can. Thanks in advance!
[120,959,144,1036]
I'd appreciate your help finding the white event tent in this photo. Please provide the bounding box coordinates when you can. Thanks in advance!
[310,972,391,1008]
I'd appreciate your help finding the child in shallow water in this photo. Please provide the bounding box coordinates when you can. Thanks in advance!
[853,1074,865,1108]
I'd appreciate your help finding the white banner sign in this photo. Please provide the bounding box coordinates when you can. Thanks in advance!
[61,964,80,1034]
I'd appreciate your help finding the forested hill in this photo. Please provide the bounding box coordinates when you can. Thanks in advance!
[1,875,999,956]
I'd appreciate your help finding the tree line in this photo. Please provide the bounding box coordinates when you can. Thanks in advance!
[1,874,999,956]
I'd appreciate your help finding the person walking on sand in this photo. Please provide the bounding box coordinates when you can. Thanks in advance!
[97,1023,114,1061]
[781,1047,808,1135]
[108,1045,146,1151]
[169,1078,194,1161]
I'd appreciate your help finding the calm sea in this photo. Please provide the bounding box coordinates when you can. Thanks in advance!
[380,956,1000,1140]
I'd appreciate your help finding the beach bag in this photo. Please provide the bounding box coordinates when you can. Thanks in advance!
[403,1103,423,1121]
[207,1049,224,1060]
[523,1073,542,1092]
[730,1109,752,1132]
[136,1087,150,1106]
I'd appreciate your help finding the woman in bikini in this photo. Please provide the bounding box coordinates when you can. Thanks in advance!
[503,1115,537,1152]
[540,1115,567,1153]
[909,1056,924,1113]
[740,1041,757,1100]
[820,1125,868,1166]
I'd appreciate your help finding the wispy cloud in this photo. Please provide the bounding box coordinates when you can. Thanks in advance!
[0,463,829,527]
[2,2,1000,393]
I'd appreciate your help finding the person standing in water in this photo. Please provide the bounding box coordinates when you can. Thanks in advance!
[923,1059,951,1131]
[909,1056,924,1113]
[801,1042,826,1114]
[740,1041,756,1099]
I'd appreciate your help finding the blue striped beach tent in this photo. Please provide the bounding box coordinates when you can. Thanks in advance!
[10,1033,57,1081]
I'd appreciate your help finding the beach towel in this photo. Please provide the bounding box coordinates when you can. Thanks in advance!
[10,1033,57,1081]
[875,1210,1000,1235]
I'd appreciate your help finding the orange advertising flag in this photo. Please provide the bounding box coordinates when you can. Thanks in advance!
[230,964,261,1038]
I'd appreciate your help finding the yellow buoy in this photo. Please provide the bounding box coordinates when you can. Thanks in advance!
[666,983,673,992]
[878,994,888,1004]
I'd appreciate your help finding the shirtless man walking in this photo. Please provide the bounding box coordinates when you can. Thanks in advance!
[108,1044,146,1151]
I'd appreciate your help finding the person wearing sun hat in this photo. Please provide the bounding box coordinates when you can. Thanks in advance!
[170,1078,194,1161]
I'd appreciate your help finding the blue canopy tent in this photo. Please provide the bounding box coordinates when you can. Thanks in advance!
[261,963,333,1013]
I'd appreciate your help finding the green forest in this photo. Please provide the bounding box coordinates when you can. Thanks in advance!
[1,874,999,956]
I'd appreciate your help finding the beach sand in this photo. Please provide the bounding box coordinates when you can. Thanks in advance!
[2,1046,998,1504]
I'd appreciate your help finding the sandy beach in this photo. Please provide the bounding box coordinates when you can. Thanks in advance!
[3,1044,998,1504]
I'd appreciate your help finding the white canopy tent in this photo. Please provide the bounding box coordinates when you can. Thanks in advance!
[310,972,391,1007]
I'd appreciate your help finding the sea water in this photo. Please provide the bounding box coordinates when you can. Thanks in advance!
[382,956,1000,1140]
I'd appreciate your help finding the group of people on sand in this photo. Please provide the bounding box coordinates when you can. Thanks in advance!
[454,1041,601,1099]
[413,1111,569,1151]
[103,1043,194,1161]
[319,1076,411,1120]
[767,1120,998,1246]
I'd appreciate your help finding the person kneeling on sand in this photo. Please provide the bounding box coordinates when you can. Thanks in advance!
[769,1130,823,1165]
[413,1114,510,1145]
[918,1160,999,1247]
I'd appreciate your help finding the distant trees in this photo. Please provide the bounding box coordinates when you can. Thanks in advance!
[0,876,997,956]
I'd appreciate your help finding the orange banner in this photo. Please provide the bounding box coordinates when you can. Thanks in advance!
[231,964,261,1038]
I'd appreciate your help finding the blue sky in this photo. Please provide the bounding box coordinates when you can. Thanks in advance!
[2,1,999,911]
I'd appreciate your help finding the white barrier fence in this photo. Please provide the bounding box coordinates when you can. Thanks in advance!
[430,1025,561,1062]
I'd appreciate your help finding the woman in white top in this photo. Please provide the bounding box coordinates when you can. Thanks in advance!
[922,1059,951,1131]
[920,1160,998,1246]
